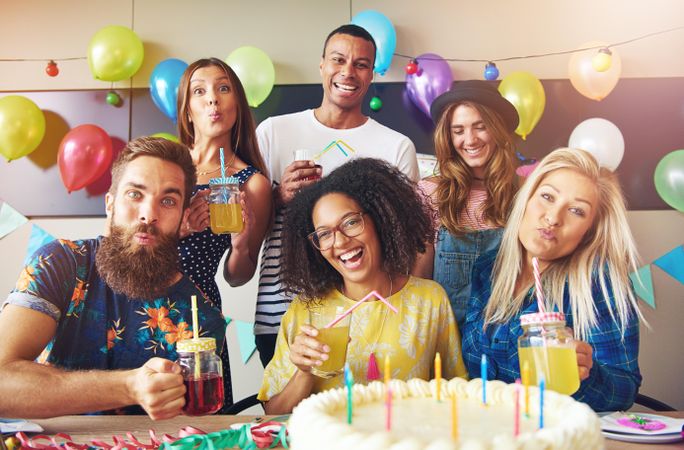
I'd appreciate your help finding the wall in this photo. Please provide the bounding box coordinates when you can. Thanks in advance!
[1,0,683,409]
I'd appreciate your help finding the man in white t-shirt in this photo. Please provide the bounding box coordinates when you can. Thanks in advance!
[255,24,419,366]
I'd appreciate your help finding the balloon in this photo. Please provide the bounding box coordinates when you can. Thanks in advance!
[149,58,188,122]
[498,71,546,140]
[0,95,46,161]
[351,10,396,76]
[654,149,684,212]
[225,47,275,108]
[151,132,180,143]
[88,25,144,82]
[568,118,624,171]
[568,41,622,101]
[58,125,113,193]
[405,53,453,118]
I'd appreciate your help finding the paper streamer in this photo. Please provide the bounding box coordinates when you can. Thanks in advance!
[653,245,684,285]
[235,320,257,364]
[629,265,656,309]
[0,201,28,239]
[23,224,55,265]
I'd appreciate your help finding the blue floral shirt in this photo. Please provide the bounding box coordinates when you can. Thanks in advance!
[462,249,641,412]
[4,237,227,414]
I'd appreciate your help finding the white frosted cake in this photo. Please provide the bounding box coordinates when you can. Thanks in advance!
[289,377,604,450]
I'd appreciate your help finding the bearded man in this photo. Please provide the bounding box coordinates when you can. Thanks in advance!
[0,137,226,420]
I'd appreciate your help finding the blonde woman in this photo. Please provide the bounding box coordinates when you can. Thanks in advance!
[462,148,643,412]
[413,80,519,331]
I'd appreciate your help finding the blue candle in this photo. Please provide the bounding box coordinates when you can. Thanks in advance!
[539,378,545,429]
[344,363,353,424]
[481,354,487,405]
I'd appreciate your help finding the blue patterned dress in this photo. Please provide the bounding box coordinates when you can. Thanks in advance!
[178,165,259,410]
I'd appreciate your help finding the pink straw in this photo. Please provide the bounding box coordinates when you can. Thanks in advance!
[325,290,398,328]
[532,257,546,313]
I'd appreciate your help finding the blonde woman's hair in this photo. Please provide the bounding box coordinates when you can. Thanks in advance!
[432,101,518,235]
[485,148,643,340]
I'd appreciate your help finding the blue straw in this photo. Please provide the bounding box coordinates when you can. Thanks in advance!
[219,147,226,182]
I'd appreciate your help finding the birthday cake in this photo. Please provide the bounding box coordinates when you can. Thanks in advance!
[289,377,604,450]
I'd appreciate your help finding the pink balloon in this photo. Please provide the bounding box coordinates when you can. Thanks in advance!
[58,124,113,193]
[405,53,453,117]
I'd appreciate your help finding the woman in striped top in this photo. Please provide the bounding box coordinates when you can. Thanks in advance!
[413,80,520,331]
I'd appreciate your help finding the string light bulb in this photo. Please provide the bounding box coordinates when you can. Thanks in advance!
[106,90,122,107]
[484,62,499,80]
[592,48,613,72]
[369,96,383,111]
[45,60,59,77]
[405,59,419,75]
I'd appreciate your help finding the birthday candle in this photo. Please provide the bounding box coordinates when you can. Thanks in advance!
[523,360,530,417]
[344,363,353,424]
[481,354,487,405]
[539,378,545,429]
[385,386,393,431]
[514,379,521,437]
[384,354,391,385]
[435,352,442,402]
[451,393,458,440]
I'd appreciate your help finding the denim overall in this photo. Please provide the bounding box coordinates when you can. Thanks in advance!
[433,226,503,332]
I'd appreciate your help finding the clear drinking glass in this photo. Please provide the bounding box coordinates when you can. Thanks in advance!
[308,305,351,379]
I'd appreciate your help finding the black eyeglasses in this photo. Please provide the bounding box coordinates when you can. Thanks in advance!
[307,212,365,251]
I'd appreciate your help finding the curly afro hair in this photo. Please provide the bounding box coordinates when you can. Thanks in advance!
[281,158,434,302]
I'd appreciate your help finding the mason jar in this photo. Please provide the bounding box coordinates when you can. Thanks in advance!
[177,337,224,415]
[208,176,243,234]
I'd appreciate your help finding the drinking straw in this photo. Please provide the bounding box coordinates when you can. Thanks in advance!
[219,147,226,182]
[190,295,201,379]
[384,354,391,385]
[324,290,397,329]
[435,352,442,402]
[344,363,353,424]
[514,379,521,437]
[385,386,392,431]
[539,378,545,429]
[523,360,530,417]
[532,257,546,313]
[451,393,458,440]
[481,354,488,406]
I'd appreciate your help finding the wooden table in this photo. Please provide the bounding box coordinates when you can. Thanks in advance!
[26,412,683,449]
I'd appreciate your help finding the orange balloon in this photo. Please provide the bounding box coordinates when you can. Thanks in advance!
[568,41,622,101]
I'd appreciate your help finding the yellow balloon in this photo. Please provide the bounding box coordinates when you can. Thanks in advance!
[0,95,46,161]
[226,46,275,107]
[498,71,546,140]
[151,132,180,143]
[568,41,622,101]
[88,25,144,82]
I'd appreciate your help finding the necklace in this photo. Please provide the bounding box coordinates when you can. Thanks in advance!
[196,150,237,176]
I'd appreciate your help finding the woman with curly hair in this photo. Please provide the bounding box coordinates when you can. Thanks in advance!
[462,148,643,411]
[258,158,467,414]
[413,80,520,332]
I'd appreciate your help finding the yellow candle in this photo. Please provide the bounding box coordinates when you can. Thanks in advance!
[435,352,442,401]
[384,354,391,385]
[522,360,530,416]
[451,393,458,439]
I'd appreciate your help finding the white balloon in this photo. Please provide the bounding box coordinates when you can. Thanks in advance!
[568,118,624,171]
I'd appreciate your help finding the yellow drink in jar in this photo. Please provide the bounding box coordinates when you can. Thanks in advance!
[312,326,350,378]
[518,346,580,395]
[209,203,243,234]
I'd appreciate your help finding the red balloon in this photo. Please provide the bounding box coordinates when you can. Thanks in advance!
[58,124,113,193]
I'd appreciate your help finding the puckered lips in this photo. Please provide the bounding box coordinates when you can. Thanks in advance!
[134,232,156,246]
[537,227,556,241]
[208,109,222,122]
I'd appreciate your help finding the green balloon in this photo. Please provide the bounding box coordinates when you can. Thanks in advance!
[0,95,46,161]
[654,149,684,212]
[88,25,144,82]
[225,46,275,108]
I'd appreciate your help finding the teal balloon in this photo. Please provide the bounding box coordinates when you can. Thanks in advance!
[654,149,684,212]
[150,58,188,123]
[351,10,396,76]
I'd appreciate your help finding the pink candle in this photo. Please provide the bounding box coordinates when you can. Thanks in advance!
[386,386,393,431]
[514,378,521,437]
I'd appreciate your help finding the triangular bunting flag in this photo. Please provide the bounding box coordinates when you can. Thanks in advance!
[653,245,684,285]
[24,224,56,265]
[235,320,257,364]
[629,265,656,309]
[0,201,28,239]
[224,316,233,326]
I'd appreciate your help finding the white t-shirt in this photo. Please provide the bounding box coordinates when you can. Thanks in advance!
[255,109,418,335]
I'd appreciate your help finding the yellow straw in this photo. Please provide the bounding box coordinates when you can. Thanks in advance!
[191,295,201,379]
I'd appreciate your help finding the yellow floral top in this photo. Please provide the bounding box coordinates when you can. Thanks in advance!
[258,276,468,401]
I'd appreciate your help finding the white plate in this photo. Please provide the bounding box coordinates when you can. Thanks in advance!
[600,412,684,435]
[602,430,683,444]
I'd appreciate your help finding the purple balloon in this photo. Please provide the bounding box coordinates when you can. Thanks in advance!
[405,53,453,117]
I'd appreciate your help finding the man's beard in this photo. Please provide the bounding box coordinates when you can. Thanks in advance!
[96,222,181,299]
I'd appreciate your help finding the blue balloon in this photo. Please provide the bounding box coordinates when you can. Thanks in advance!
[351,10,396,76]
[149,58,188,123]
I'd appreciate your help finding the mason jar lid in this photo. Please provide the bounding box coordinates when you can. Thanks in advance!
[209,176,239,186]
[520,311,566,326]
[177,337,217,352]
